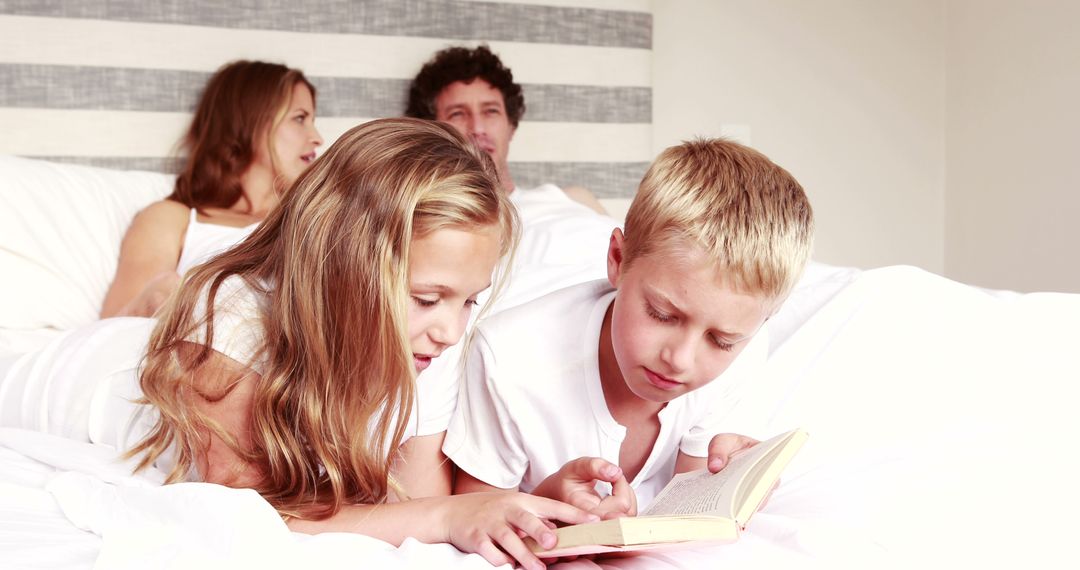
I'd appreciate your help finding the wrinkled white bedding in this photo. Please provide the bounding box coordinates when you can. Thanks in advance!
[2,265,1077,569]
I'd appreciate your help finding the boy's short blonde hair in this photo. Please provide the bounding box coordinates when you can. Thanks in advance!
[623,138,814,301]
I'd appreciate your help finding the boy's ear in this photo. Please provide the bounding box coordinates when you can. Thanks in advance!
[606,228,626,288]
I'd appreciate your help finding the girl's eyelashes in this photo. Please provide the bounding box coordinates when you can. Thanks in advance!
[412,296,438,308]
[412,294,481,310]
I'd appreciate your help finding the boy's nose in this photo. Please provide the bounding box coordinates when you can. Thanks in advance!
[660,336,694,374]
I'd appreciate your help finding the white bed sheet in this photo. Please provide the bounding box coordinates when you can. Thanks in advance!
[1,265,1077,569]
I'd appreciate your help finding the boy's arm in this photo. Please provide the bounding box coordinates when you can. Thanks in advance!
[532,457,637,519]
[443,329,531,492]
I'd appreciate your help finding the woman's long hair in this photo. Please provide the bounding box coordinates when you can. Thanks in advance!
[168,60,315,212]
[131,118,517,519]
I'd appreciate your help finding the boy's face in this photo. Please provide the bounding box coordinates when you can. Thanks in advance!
[604,230,775,404]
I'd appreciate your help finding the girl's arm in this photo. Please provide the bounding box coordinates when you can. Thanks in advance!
[100,200,189,318]
[392,432,453,498]
[287,492,598,570]
[186,351,599,570]
[181,343,264,488]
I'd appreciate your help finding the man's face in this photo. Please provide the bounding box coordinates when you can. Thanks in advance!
[434,79,516,186]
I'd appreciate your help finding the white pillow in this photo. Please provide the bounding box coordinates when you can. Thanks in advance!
[0,156,174,330]
[766,261,862,353]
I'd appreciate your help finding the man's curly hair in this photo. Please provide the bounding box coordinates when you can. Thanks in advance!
[406,45,526,128]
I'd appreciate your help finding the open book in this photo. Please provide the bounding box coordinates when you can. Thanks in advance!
[531,428,808,557]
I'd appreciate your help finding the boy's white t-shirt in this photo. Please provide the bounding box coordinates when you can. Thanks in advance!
[444,279,768,507]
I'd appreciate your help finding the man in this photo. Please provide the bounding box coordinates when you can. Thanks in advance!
[406,45,607,214]
[406,44,619,311]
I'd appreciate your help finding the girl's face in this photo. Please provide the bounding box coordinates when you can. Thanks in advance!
[407,224,502,373]
[256,82,323,186]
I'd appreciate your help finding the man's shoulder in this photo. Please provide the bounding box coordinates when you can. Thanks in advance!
[512,184,615,219]
[478,279,612,345]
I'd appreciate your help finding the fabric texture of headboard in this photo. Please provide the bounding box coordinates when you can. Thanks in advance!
[0,0,652,199]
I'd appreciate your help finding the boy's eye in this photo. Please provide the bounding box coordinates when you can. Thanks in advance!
[412,296,438,308]
[645,303,675,323]
[710,334,735,352]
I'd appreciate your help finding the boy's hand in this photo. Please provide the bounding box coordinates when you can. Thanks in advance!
[707,433,779,511]
[532,457,637,520]
[706,433,759,473]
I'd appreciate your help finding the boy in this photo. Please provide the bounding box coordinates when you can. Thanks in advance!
[444,138,814,516]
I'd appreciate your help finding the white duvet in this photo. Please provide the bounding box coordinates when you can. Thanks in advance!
[2,265,1078,569]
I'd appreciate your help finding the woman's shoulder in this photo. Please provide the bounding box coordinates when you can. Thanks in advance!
[140,198,190,218]
[133,199,191,230]
[118,199,190,253]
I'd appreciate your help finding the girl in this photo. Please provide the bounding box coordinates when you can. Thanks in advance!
[100,60,323,318]
[2,118,593,570]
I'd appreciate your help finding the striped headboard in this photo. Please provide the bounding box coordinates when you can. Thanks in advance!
[0,0,652,200]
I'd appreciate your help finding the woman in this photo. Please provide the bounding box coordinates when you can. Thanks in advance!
[100,60,323,318]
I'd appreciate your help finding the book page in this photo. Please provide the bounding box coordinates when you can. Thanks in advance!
[642,445,764,517]
[642,429,803,518]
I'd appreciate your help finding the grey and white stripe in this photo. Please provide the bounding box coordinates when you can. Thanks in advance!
[34,156,649,200]
[0,0,651,48]
[0,0,653,198]
[0,64,651,124]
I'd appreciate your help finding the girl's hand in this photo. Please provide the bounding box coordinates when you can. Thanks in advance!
[532,457,637,520]
[441,491,599,570]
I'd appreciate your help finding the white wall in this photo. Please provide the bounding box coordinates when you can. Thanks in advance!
[652,0,947,274]
[945,0,1080,293]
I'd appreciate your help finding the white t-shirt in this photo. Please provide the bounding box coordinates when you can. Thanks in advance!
[442,182,618,394]
[444,279,768,507]
[491,184,619,313]
[175,208,259,276]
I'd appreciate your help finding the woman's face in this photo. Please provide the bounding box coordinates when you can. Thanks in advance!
[407,224,502,373]
[258,82,323,186]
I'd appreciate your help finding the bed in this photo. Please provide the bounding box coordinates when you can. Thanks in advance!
[2,156,1079,569]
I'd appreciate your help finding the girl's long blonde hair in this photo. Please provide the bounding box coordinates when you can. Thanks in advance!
[130,118,517,519]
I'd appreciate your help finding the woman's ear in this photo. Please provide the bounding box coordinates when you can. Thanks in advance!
[606,228,626,288]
